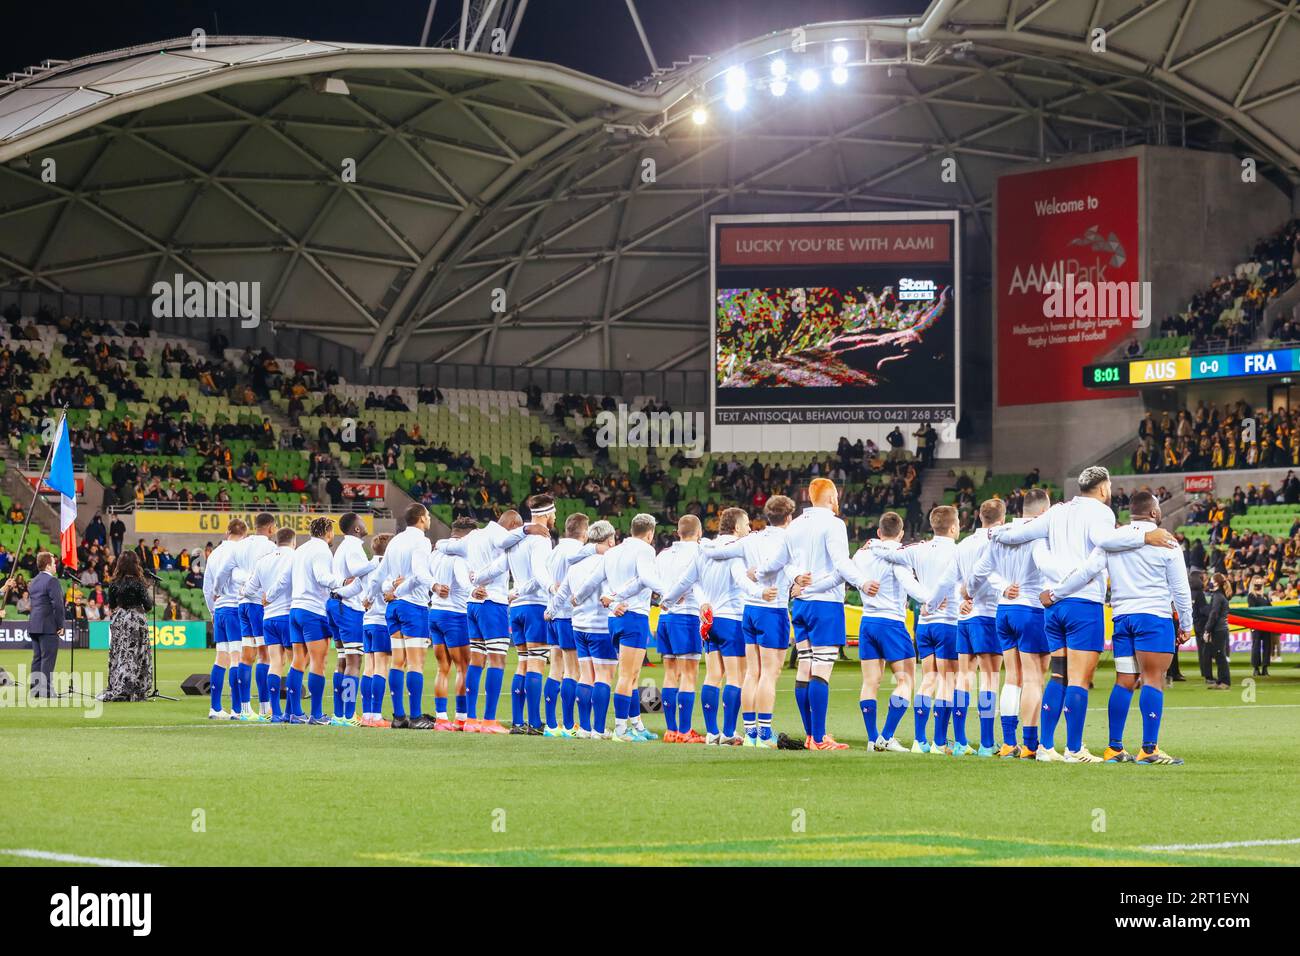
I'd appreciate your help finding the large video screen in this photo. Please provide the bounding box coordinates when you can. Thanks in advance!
[710,213,960,427]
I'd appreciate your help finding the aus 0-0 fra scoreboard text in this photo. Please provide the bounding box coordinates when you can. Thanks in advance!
[1083,348,1294,389]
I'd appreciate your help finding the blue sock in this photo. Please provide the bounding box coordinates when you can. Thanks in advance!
[388,668,406,718]
[577,682,593,732]
[239,662,253,709]
[808,676,829,743]
[267,673,282,719]
[525,671,543,727]
[1063,685,1089,753]
[371,672,386,718]
[977,690,996,748]
[209,664,226,712]
[794,681,812,735]
[1041,679,1066,750]
[677,690,695,734]
[332,671,344,716]
[360,674,372,713]
[952,689,970,747]
[592,681,611,734]
[758,712,773,740]
[287,667,304,718]
[860,699,878,740]
[343,675,359,719]
[1023,724,1039,752]
[307,671,326,720]
[742,709,757,738]
[882,694,908,740]
[255,662,269,708]
[1139,685,1164,752]
[1001,714,1019,747]
[544,677,562,729]
[483,666,504,721]
[934,698,952,747]
[613,692,629,721]
[510,672,525,726]
[407,672,424,719]
[225,664,240,712]
[701,684,720,735]
[662,687,679,734]
[465,663,483,720]
[455,694,467,720]
[722,684,742,737]
[434,696,448,718]
[913,694,932,744]
[1108,683,1134,751]
[560,677,577,729]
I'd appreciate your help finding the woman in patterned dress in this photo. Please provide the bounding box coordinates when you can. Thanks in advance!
[99,551,153,702]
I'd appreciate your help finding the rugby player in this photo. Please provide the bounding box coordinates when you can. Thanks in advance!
[202,518,248,719]
[555,519,619,738]
[358,533,393,727]
[230,512,277,721]
[428,519,474,730]
[601,513,666,742]
[329,513,378,726]
[506,495,558,735]
[654,515,706,743]
[289,517,355,725]
[542,512,594,737]
[994,466,1177,763]
[242,526,296,722]
[1043,490,1192,765]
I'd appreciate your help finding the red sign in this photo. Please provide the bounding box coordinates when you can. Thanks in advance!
[25,473,85,494]
[718,222,951,266]
[1183,474,1215,494]
[343,481,385,500]
[996,156,1140,405]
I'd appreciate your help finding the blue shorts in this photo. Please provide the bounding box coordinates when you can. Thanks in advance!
[1045,597,1104,653]
[657,613,702,658]
[575,629,616,663]
[916,622,958,661]
[468,601,509,642]
[289,608,331,644]
[791,598,845,647]
[859,616,914,663]
[335,604,364,648]
[742,605,791,651]
[213,607,242,648]
[612,610,650,650]
[239,602,264,639]
[263,615,291,648]
[385,603,399,636]
[706,617,745,658]
[363,624,392,655]
[325,600,345,639]
[429,609,469,648]
[958,616,1000,656]
[388,599,430,640]
[1112,613,1175,657]
[509,604,548,647]
[997,605,1048,655]
[548,618,576,651]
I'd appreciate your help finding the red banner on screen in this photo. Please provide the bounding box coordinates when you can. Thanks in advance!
[1184,474,1215,494]
[996,157,1140,405]
[342,481,385,500]
[718,222,951,266]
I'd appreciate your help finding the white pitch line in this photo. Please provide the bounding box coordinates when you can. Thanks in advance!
[1140,837,1300,853]
[1,848,161,867]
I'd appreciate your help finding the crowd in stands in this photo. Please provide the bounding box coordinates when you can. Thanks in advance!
[1152,217,1300,351]
[1130,401,1300,473]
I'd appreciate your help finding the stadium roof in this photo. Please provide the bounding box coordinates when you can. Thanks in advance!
[1,0,1297,372]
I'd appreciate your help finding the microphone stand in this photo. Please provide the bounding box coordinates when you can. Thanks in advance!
[59,567,94,702]
[143,568,176,701]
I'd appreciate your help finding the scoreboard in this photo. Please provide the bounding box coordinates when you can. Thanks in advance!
[1084,347,1294,390]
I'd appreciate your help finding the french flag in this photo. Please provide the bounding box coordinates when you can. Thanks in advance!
[46,417,78,571]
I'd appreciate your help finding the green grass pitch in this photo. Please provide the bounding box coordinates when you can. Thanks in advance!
[1,649,1297,867]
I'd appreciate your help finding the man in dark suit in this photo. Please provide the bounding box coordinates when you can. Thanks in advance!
[25,551,65,697]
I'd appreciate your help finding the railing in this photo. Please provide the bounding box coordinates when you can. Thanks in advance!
[107,500,393,518]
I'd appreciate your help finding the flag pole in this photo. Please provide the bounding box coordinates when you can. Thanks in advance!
[2,405,69,595]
